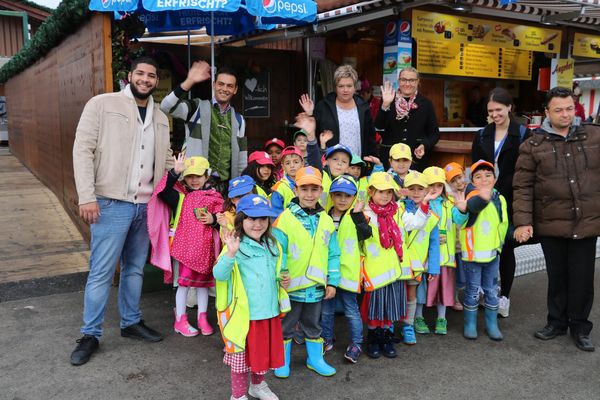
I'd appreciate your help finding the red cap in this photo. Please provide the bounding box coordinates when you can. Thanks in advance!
[248,151,275,166]
[264,138,286,151]
[280,146,304,161]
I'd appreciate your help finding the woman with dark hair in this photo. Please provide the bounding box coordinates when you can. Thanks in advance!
[471,87,531,318]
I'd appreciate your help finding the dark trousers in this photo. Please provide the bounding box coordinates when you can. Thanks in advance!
[539,236,596,335]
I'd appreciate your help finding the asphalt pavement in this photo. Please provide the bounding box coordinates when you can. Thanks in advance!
[1,265,599,400]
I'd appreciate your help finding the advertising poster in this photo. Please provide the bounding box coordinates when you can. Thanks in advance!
[573,33,600,59]
[382,20,413,88]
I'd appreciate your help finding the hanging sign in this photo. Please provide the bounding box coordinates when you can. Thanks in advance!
[573,33,600,59]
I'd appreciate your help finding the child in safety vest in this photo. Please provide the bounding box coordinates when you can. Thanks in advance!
[272,166,341,378]
[444,162,468,311]
[321,175,373,364]
[414,167,468,336]
[216,175,256,236]
[242,151,276,197]
[387,143,414,188]
[461,160,508,341]
[398,171,440,345]
[157,154,223,337]
[264,137,286,181]
[270,146,304,216]
[214,194,290,400]
[361,172,431,358]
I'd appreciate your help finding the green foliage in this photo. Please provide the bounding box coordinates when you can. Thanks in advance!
[0,0,91,83]
[112,15,146,91]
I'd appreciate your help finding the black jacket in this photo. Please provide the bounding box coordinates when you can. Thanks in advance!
[313,92,378,157]
[471,119,530,221]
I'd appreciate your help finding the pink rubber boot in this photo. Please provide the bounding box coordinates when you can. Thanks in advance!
[174,313,199,337]
[198,312,214,336]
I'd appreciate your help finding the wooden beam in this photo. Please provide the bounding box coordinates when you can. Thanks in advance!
[102,13,113,94]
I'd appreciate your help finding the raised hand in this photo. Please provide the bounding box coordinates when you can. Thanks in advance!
[298,93,314,116]
[181,60,211,90]
[320,130,334,149]
[363,155,382,166]
[381,81,396,108]
[453,190,467,213]
[173,151,186,174]
[478,186,493,201]
[223,230,241,257]
[353,200,365,213]
[294,113,316,142]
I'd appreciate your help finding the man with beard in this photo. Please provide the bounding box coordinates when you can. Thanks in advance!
[160,60,247,185]
[70,57,174,365]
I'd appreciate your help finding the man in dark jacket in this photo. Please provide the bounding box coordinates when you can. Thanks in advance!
[513,86,600,352]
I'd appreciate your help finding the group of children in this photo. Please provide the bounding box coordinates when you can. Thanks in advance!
[147,123,510,400]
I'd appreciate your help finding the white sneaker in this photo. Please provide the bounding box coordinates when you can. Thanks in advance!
[498,296,510,318]
[248,381,279,400]
[230,396,248,400]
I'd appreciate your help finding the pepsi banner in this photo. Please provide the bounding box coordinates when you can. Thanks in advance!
[246,0,316,25]
[141,0,241,12]
[138,9,258,34]
[90,0,139,12]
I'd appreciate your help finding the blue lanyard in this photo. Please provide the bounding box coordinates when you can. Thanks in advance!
[493,133,508,162]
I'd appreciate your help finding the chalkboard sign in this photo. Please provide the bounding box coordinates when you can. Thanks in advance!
[242,71,270,118]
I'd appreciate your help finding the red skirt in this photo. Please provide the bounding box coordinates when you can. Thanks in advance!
[426,266,456,307]
[178,261,214,288]
[223,317,284,373]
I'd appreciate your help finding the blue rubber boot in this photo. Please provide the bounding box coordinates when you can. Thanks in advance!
[274,339,292,378]
[305,338,336,376]
[484,307,504,341]
[463,308,478,340]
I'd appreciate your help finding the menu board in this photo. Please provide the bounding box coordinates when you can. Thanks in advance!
[416,39,532,80]
[412,10,561,54]
[573,33,600,59]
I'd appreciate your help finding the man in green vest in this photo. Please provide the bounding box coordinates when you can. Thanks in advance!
[160,60,247,184]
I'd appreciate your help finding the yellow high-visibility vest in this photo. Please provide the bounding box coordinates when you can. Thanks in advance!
[460,194,508,262]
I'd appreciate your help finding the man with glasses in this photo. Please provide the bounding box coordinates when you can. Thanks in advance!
[71,57,174,365]
[513,86,600,352]
[376,67,440,171]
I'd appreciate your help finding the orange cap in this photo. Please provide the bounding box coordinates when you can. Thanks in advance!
[444,162,464,182]
[470,159,495,176]
[295,166,323,187]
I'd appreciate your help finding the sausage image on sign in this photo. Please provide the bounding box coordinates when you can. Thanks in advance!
[541,33,558,45]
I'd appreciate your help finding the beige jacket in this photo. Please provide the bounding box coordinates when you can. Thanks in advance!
[73,86,173,205]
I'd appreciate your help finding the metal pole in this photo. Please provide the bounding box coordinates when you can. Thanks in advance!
[305,37,312,99]
[187,29,191,100]
[211,11,215,101]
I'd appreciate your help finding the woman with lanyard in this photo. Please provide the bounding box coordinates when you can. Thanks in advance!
[376,67,440,171]
[470,87,531,319]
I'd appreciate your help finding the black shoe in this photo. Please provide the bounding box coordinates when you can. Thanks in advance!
[381,329,397,358]
[534,325,567,340]
[571,332,595,352]
[70,335,99,366]
[121,320,163,342]
[366,329,381,358]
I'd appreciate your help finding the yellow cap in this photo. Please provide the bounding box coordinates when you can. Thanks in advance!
[389,143,412,161]
[368,172,400,191]
[423,166,446,185]
[183,156,210,177]
[403,171,428,188]
[295,166,323,187]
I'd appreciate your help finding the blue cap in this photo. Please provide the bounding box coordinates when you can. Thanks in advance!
[329,175,358,196]
[236,194,278,218]
[228,175,256,198]
[325,143,353,160]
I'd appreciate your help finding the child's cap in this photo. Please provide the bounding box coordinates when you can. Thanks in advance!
[295,166,322,187]
[280,146,304,161]
[183,156,210,177]
[368,172,400,191]
[444,162,464,182]
[264,138,286,150]
[228,175,256,198]
[248,151,275,166]
[389,143,412,161]
[470,159,495,176]
[403,171,428,188]
[350,154,365,166]
[330,175,358,196]
[236,194,278,218]
[325,143,353,160]
[423,166,446,185]
[293,130,308,141]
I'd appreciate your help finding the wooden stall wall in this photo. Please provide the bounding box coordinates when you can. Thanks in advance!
[5,14,112,240]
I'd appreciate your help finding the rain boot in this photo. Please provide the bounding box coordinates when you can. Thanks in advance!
[274,339,292,378]
[463,308,478,340]
[366,328,381,358]
[484,307,503,341]
[305,338,336,376]
[381,329,397,358]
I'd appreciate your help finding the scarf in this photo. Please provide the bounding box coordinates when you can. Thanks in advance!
[395,92,418,121]
[369,200,403,259]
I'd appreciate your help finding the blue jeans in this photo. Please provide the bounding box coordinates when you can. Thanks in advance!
[463,256,500,310]
[81,198,150,338]
[321,289,363,345]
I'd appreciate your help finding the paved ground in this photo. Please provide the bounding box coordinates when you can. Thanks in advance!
[2,265,599,400]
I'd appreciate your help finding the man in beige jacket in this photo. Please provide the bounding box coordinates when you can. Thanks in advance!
[70,57,173,366]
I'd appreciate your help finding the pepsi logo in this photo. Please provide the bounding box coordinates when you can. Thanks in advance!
[399,21,411,35]
[263,0,277,13]
[385,21,396,38]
